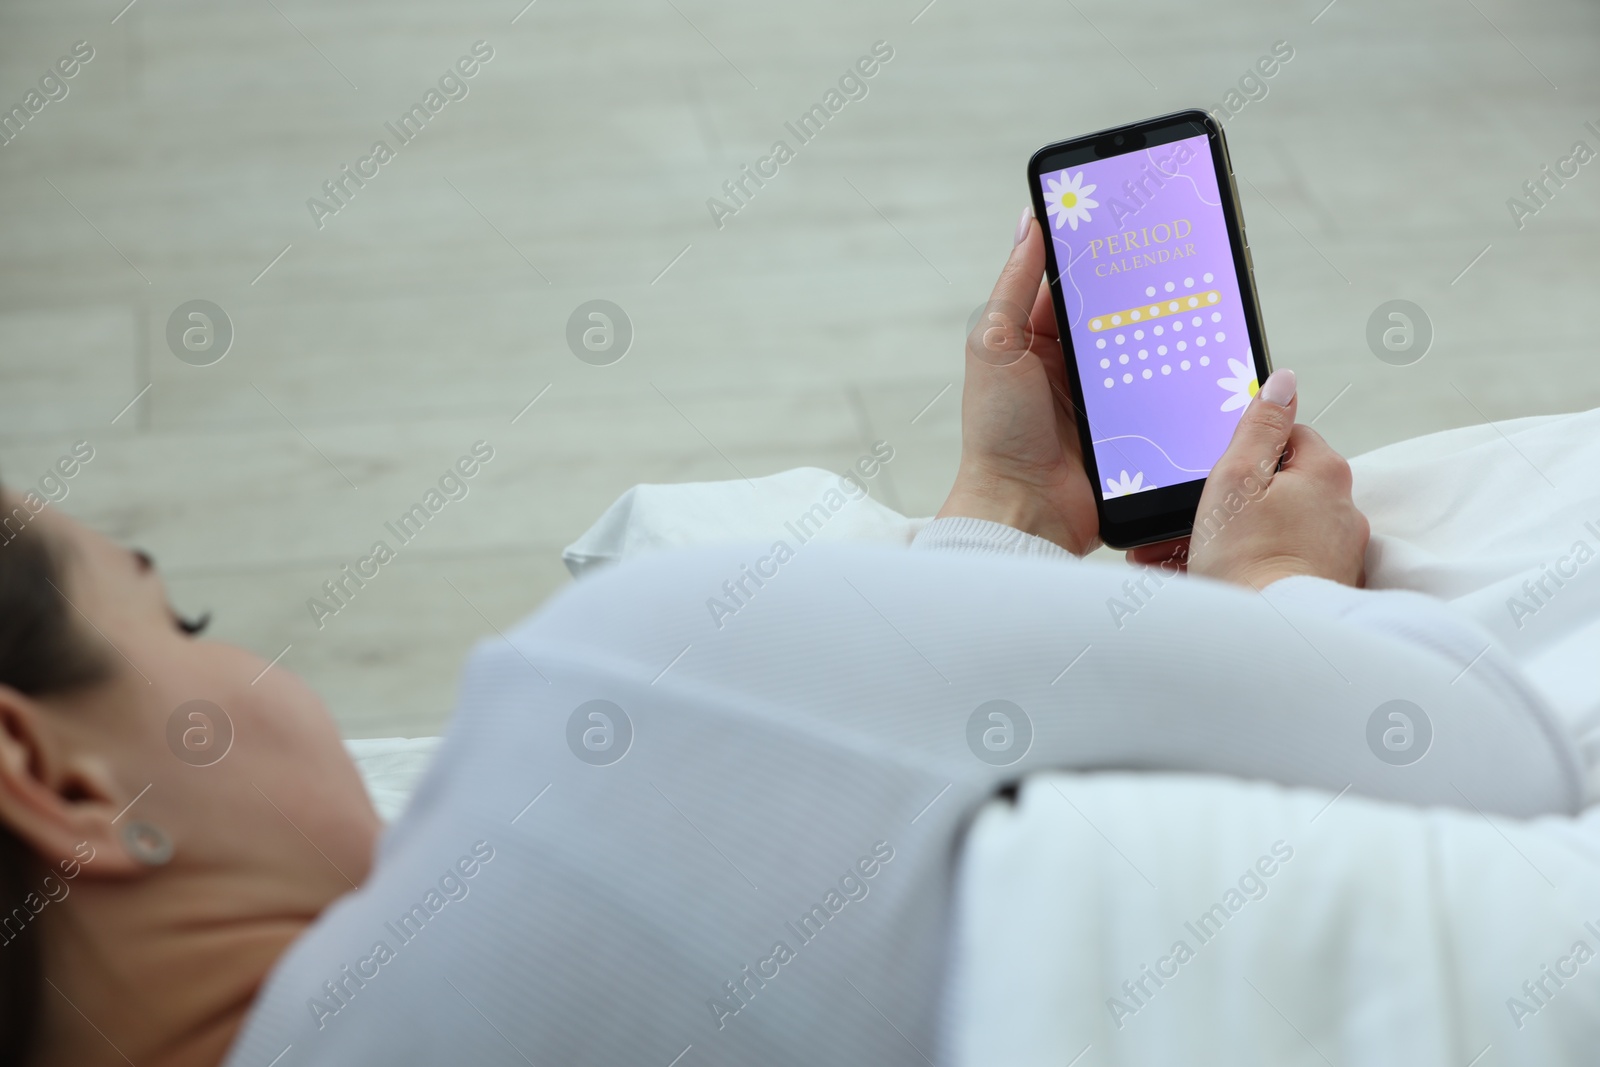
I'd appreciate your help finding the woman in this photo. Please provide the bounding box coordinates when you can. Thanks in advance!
[0,214,1580,1066]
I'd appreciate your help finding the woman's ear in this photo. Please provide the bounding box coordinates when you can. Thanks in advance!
[0,684,149,877]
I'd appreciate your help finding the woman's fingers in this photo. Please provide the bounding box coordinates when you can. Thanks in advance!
[1126,537,1190,569]
[1182,369,1371,590]
[1127,372,1295,575]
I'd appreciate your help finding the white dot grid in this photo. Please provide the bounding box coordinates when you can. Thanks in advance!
[1093,277,1233,388]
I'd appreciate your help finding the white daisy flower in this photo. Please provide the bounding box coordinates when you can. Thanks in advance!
[1043,171,1099,232]
[1218,357,1259,412]
[1105,469,1152,497]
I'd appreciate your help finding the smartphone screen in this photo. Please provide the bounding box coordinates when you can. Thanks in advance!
[1029,112,1269,547]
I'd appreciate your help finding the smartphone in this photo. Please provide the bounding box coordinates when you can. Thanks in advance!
[1027,109,1271,549]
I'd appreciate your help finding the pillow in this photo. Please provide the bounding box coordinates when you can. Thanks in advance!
[561,466,923,578]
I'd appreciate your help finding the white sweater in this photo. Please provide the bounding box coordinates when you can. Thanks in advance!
[223,519,1583,1067]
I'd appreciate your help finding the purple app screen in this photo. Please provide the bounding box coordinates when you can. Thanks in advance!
[1038,133,1258,501]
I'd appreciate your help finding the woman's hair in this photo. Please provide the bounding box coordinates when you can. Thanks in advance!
[0,478,113,1064]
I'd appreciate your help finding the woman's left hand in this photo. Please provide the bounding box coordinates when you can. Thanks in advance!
[935,209,1101,555]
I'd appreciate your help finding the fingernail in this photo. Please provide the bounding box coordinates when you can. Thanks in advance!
[1257,368,1296,407]
[1014,206,1033,247]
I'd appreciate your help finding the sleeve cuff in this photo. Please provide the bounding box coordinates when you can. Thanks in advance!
[1257,574,1498,680]
[910,516,1078,562]
[1257,573,1377,615]
[1257,573,1437,618]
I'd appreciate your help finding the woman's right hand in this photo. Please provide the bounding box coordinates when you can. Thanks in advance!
[1126,369,1371,590]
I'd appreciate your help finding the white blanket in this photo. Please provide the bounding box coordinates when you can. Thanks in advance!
[349,407,1600,1065]
[947,772,1600,1066]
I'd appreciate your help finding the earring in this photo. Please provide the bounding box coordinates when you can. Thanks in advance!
[121,821,173,867]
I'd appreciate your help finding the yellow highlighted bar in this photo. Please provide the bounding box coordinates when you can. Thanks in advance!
[1088,291,1220,332]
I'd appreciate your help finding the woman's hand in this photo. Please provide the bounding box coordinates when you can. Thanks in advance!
[935,209,1101,555]
[1126,369,1371,589]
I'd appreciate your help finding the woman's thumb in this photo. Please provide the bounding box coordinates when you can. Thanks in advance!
[1215,368,1298,484]
[970,209,1045,366]
[997,208,1044,304]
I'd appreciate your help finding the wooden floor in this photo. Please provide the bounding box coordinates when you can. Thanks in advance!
[2,0,1597,736]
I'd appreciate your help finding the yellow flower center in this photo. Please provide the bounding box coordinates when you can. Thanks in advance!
[1062,192,1077,208]
[1247,379,1259,396]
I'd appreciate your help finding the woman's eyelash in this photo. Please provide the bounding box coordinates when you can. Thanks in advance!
[175,611,211,636]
